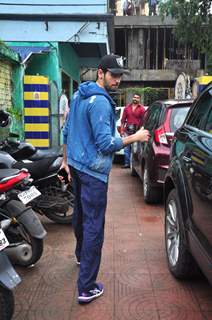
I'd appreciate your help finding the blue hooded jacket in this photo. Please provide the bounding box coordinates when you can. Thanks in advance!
[63,81,124,183]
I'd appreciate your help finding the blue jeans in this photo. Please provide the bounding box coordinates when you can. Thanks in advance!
[70,167,108,294]
[124,144,131,165]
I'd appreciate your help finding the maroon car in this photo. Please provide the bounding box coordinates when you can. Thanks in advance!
[130,99,193,203]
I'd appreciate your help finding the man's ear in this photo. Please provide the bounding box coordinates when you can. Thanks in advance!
[98,68,105,79]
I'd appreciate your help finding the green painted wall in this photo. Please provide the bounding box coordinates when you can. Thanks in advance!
[7,41,81,97]
[5,41,81,144]
[8,41,53,47]
[58,43,80,96]
[22,42,81,97]
[11,65,24,138]
[7,41,61,141]
[26,44,60,89]
[58,43,80,82]
[8,41,60,92]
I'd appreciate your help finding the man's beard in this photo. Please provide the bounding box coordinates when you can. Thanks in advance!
[104,79,119,93]
[104,83,118,92]
[133,100,139,104]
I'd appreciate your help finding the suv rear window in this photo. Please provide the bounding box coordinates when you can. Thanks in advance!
[169,106,190,132]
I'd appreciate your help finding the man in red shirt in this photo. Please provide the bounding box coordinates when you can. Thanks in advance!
[120,93,146,168]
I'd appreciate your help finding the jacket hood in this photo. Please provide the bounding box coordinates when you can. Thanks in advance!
[78,81,116,107]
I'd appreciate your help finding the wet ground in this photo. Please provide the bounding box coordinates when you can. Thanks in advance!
[14,165,212,320]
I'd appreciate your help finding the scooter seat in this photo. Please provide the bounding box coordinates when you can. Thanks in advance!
[0,169,20,180]
[13,158,56,180]
[29,147,62,161]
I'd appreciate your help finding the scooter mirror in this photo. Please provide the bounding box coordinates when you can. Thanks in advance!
[0,110,11,128]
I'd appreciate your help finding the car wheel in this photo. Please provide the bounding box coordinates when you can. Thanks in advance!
[143,165,162,203]
[130,152,137,177]
[165,189,198,279]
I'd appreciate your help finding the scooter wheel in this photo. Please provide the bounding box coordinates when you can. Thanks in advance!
[44,210,73,224]
[6,225,44,267]
[43,187,74,224]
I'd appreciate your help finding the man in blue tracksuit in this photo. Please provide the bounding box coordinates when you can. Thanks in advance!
[61,54,150,304]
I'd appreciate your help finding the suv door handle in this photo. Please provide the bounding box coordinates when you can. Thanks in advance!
[183,156,192,164]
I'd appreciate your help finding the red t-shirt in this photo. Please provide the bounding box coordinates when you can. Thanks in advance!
[121,103,146,132]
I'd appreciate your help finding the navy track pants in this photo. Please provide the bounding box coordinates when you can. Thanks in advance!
[70,167,108,294]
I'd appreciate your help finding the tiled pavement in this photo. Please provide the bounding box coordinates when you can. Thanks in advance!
[13,165,212,320]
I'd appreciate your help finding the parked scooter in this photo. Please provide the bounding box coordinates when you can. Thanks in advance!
[0,150,74,224]
[0,114,73,224]
[0,218,21,320]
[0,132,62,161]
[0,168,46,267]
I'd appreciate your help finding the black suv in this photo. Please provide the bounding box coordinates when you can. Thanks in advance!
[164,83,212,284]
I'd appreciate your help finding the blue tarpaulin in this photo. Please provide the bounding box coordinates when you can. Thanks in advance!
[10,46,51,63]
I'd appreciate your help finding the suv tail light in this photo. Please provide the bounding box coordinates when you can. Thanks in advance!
[154,126,168,145]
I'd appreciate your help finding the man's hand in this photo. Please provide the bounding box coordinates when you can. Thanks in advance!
[120,127,125,137]
[134,127,150,142]
[58,161,71,182]
[122,127,150,146]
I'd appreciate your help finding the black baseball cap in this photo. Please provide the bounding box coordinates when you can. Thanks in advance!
[98,54,128,75]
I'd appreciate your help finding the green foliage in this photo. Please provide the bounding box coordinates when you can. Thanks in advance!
[125,87,168,105]
[3,107,23,139]
[6,107,22,122]
[158,0,212,57]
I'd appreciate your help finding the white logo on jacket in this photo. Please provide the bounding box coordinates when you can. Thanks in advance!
[89,96,96,103]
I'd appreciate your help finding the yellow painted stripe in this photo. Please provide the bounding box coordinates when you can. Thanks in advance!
[26,139,49,147]
[24,92,49,101]
[24,108,49,116]
[24,76,48,85]
[191,155,204,165]
[197,76,212,85]
[25,123,49,132]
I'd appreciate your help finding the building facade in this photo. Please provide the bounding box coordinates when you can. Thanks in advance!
[0,43,24,138]
[0,0,113,146]
[83,3,206,105]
